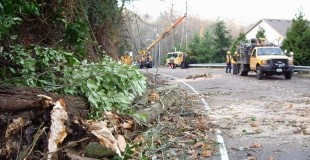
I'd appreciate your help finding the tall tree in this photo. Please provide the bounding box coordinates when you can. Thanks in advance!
[200,30,215,63]
[230,32,246,53]
[256,26,266,44]
[282,11,310,65]
[212,19,231,63]
[188,33,201,57]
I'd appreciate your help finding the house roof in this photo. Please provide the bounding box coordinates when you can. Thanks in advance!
[245,18,292,38]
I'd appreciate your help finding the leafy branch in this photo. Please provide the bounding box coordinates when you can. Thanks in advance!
[1,45,147,119]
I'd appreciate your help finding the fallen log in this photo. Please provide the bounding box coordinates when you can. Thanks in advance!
[156,83,178,92]
[186,73,213,79]
[0,86,50,112]
[0,86,90,119]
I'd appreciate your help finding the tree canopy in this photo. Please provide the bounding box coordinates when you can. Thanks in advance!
[0,0,147,119]
[187,19,232,63]
[282,11,310,66]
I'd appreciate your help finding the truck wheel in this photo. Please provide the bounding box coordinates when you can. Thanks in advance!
[256,66,264,80]
[284,71,292,79]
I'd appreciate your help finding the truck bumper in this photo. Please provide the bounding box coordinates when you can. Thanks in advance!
[260,65,294,75]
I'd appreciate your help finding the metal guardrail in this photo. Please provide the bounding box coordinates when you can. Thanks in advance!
[188,63,226,67]
[293,66,310,72]
[188,63,310,72]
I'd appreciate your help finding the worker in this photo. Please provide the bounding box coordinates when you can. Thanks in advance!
[289,52,294,62]
[226,51,232,73]
[146,53,150,62]
[232,51,238,75]
[122,52,132,65]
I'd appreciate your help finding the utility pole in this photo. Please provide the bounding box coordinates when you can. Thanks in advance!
[155,25,159,67]
[170,3,175,49]
[185,1,188,50]
[158,39,161,67]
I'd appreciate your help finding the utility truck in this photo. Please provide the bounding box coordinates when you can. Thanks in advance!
[135,15,186,68]
[166,52,188,69]
[237,39,294,79]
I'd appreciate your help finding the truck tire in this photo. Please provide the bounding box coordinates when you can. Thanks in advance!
[284,71,292,79]
[256,66,264,80]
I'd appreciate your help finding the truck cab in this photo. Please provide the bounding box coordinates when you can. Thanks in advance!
[237,45,294,79]
[166,52,187,69]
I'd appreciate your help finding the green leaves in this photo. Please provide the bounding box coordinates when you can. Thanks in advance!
[0,16,22,39]
[86,79,98,90]
[1,45,75,87]
[282,11,310,66]
[23,57,36,71]
[1,44,147,120]
[0,0,41,39]
[64,18,89,57]
[188,20,231,63]
[62,56,146,119]
[0,0,146,121]
[256,26,266,40]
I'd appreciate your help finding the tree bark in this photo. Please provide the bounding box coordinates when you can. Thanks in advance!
[0,86,90,118]
[0,86,49,112]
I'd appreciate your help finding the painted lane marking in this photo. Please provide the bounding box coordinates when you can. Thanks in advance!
[156,72,228,160]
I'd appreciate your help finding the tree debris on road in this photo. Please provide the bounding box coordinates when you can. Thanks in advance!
[186,73,213,79]
[0,72,217,159]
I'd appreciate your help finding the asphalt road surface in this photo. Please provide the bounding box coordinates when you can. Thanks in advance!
[144,67,310,160]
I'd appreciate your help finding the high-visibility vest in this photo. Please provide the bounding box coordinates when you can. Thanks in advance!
[226,55,231,63]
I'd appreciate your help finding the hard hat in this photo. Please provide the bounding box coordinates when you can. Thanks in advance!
[227,51,230,54]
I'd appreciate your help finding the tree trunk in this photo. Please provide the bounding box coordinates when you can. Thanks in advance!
[0,86,90,118]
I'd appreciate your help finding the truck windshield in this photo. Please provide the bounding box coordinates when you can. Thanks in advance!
[167,53,178,58]
[257,48,284,56]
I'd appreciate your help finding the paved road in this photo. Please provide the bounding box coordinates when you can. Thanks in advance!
[144,67,310,160]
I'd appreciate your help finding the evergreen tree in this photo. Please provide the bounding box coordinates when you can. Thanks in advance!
[200,30,215,63]
[187,33,201,63]
[212,19,231,63]
[230,32,246,53]
[256,26,266,44]
[282,11,310,65]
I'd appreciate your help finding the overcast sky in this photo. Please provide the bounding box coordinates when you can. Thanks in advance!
[124,0,310,26]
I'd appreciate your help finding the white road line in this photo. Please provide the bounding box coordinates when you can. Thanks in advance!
[156,72,229,160]
[216,130,229,160]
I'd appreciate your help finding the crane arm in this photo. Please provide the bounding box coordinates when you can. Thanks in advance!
[145,15,186,52]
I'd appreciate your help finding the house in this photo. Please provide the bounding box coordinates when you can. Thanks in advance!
[245,18,292,46]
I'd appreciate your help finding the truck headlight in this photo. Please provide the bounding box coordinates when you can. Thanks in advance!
[261,60,267,65]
